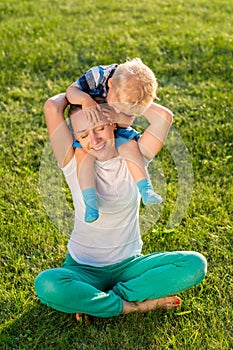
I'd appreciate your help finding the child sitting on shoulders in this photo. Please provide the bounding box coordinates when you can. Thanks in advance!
[66,58,162,223]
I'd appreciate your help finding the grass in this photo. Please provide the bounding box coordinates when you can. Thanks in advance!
[0,0,232,349]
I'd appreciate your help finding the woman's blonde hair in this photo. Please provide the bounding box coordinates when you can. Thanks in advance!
[111,58,158,115]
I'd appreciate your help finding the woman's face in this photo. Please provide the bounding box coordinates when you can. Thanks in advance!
[71,110,118,161]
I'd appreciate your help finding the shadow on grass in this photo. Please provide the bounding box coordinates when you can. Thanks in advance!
[1,303,175,350]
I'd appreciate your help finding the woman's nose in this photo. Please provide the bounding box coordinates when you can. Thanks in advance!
[89,131,98,146]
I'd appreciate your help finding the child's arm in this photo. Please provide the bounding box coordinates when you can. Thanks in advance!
[66,82,100,123]
[139,102,173,160]
[102,105,134,128]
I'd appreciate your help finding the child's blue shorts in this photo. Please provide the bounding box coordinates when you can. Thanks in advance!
[73,126,141,151]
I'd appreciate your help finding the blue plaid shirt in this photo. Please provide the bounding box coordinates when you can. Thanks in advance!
[77,64,118,100]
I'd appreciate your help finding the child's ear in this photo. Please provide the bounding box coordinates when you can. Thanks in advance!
[108,78,113,88]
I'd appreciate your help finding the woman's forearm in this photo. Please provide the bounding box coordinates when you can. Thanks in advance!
[44,93,74,167]
[143,102,173,144]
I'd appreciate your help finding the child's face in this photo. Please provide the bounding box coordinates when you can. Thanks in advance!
[107,85,120,110]
[107,87,134,116]
[107,79,133,116]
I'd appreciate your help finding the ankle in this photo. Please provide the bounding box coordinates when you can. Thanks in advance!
[122,300,140,314]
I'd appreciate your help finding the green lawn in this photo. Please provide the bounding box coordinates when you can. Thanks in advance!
[0,0,232,349]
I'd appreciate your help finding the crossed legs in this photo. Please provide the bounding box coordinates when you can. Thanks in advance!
[34,251,207,320]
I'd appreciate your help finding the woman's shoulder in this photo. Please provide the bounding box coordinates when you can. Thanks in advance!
[61,154,77,176]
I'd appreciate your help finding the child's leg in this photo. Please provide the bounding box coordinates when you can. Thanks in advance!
[75,148,99,222]
[118,140,162,205]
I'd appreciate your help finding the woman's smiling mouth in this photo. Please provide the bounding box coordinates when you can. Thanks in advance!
[93,142,106,151]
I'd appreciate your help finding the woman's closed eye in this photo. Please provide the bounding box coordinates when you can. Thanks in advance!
[78,125,105,140]
[80,133,88,139]
[95,126,105,132]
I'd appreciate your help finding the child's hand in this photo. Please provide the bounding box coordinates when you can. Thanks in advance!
[102,106,134,127]
[82,97,101,124]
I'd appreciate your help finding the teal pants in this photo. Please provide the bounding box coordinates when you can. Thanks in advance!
[34,251,207,318]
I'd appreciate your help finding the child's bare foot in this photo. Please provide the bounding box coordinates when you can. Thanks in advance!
[122,296,181,314]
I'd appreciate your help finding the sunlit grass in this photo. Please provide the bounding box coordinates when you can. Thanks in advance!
[0,0,232,349]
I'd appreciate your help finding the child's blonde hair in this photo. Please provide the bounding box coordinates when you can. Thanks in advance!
[111,58,158,115]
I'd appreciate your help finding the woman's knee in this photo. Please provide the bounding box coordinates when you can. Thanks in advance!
[188,251,207,285]
[34,268,62,301]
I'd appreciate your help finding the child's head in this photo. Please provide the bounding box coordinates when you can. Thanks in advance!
[107,58,158,116]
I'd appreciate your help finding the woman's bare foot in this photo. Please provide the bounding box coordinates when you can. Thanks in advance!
[75,296,181,320]
[76,313,82,321]
[122,296,181,314]
[76,313,89,323]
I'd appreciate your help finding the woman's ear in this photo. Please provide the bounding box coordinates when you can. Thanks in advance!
[109,122,117,130]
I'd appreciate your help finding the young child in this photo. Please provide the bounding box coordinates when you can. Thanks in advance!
[66,58,162,223]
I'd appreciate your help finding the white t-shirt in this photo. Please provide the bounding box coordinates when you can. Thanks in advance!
[62,155,144,267]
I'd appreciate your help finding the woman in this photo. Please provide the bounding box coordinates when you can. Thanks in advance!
[35,93,207,320]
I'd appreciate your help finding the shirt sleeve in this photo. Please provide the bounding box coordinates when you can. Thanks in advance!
[61,155,77,177]
[77,66,101,93]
